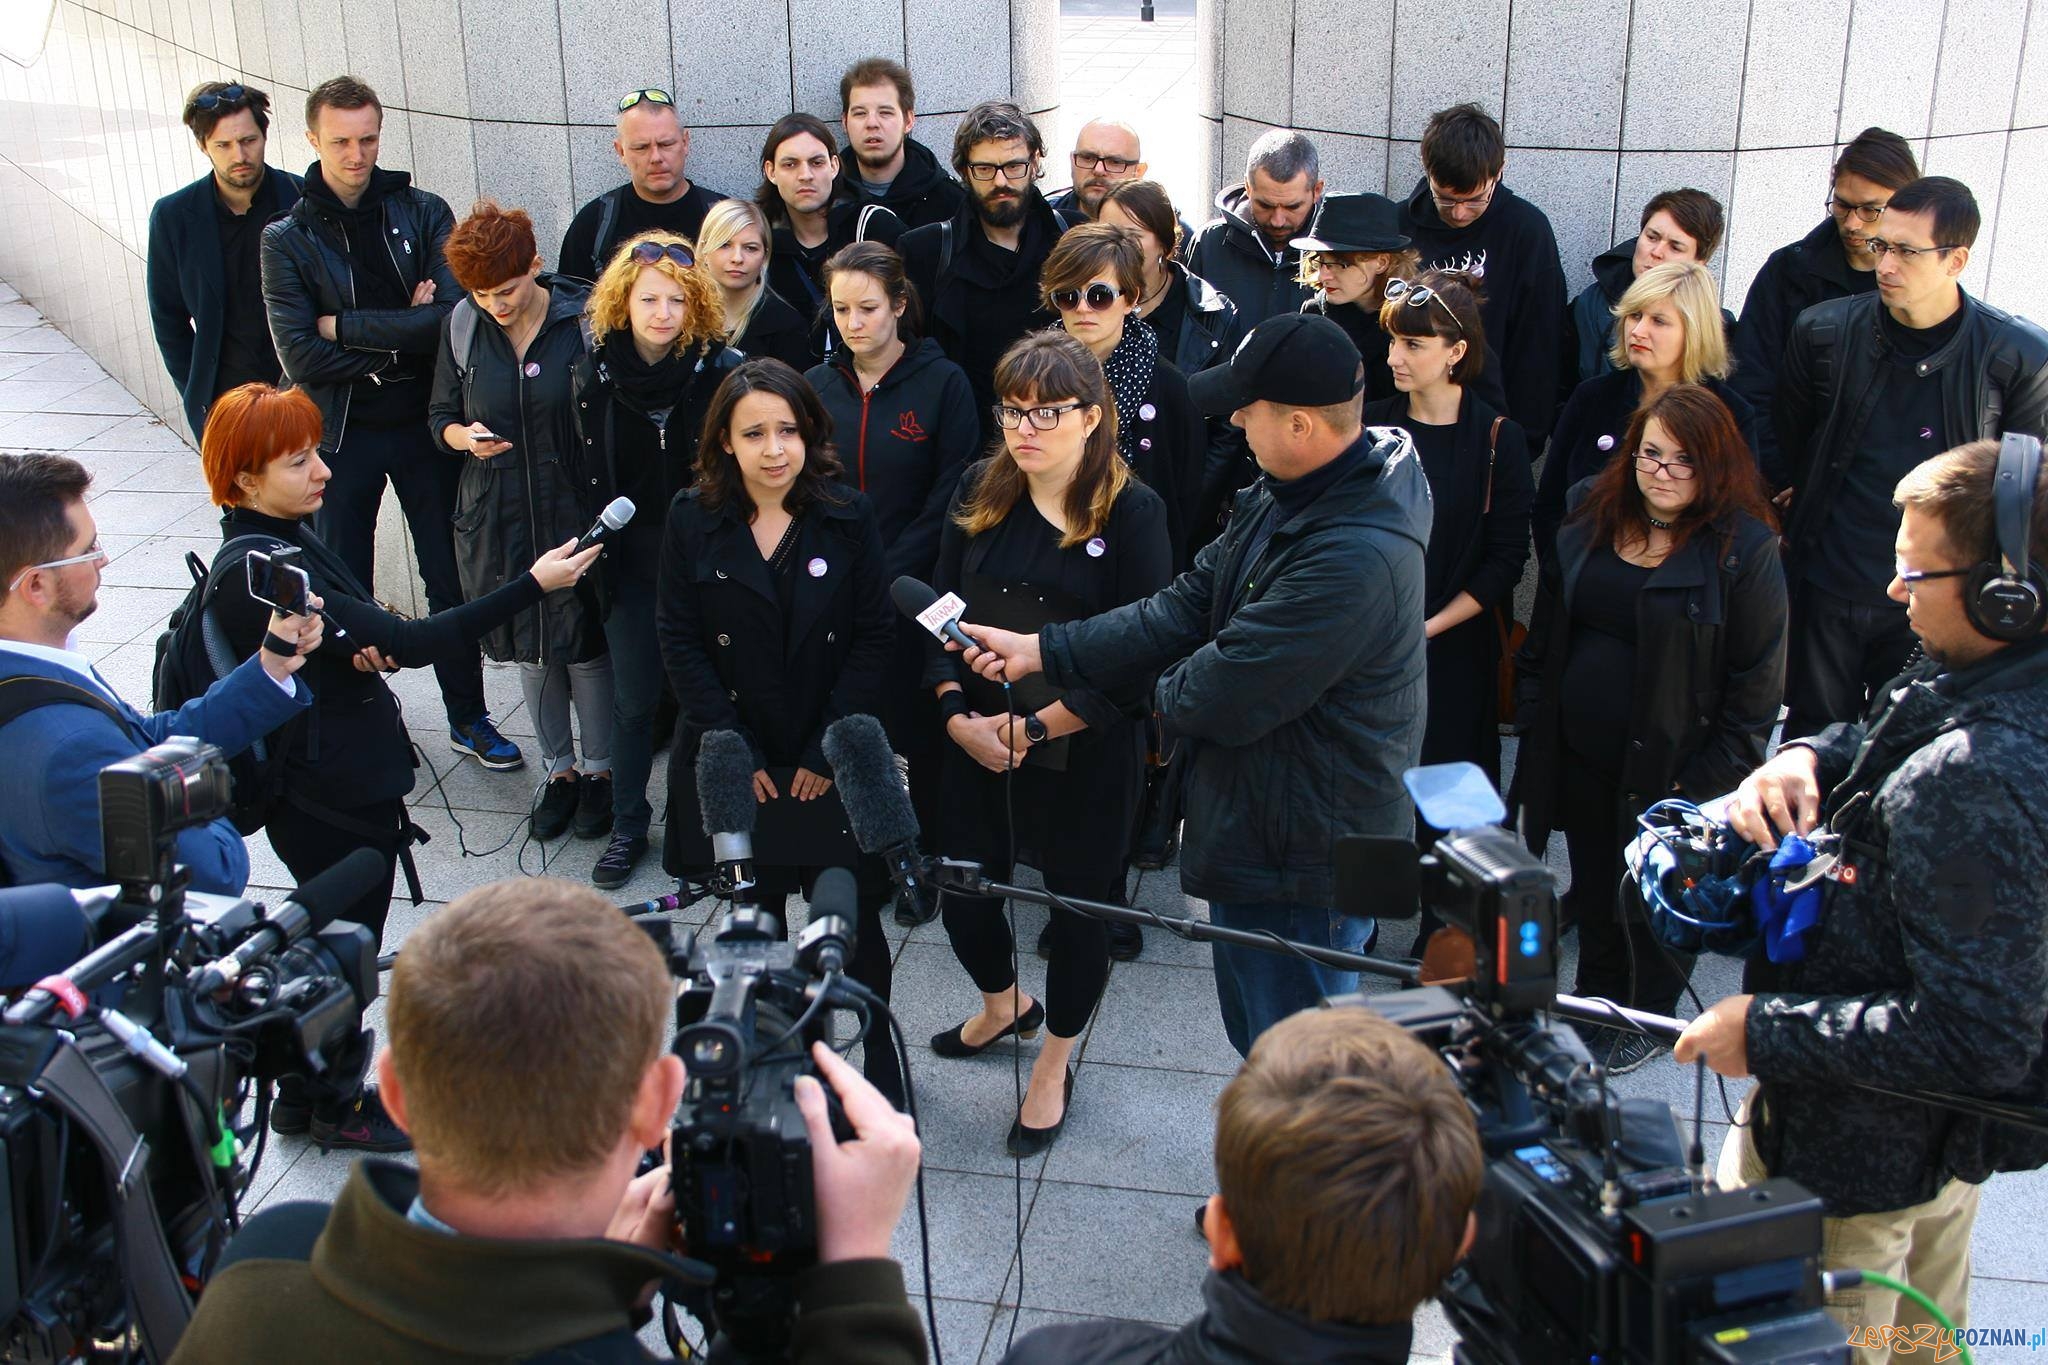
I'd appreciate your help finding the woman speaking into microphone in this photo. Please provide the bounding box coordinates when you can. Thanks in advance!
[925,331,1172,1156]
[654,358,902,1103]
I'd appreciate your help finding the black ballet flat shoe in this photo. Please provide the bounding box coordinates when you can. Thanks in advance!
[1006,1066,1075,1158]
[930,999,1046,1058]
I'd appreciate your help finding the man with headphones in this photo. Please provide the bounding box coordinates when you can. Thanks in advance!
[1675,434,2048,1360]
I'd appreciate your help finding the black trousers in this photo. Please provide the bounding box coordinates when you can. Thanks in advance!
[757,857,902,1107]
[1782,579,1918,741]
[1558,755,1694,1016]
[941,865,1118,1040]
[265,796,404,948]
[314,421,486,729]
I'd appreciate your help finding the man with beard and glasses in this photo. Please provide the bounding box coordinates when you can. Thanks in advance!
[149,81,302,442]
[900,100,1073,446]
[837,57,966,230]
[556,88,727,286]
[1047,118,1191,248]
[1185,129,1325,328]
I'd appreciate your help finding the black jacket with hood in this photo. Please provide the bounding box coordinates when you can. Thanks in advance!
[804,337,980,584]
[1397,179,1567,440]
[1184,184,1312,329]
[833,136,966,231]
[426,273,597,664]
[1039,428,1433,905]
[1731,216,1877,476]
[766,195,906,363]
[260,165,459,454]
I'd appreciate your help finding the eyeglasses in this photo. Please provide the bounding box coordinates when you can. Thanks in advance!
[965,158,1035,183]
[627,240,696,269]
[1826,195,1888,224]
[1632,453,1698,481]
[1304,251,1368,274]
[1896,564,1972,590]
[993,401,1087,431]
[1051,283,1122,312]
[1430,181,1495,213]
[193,83,249,112]
[617,88,675,112]
[7,541,107,592]
[1072,152,1137,175]
[1864,239,1963,262]
[1382,278,1464,335]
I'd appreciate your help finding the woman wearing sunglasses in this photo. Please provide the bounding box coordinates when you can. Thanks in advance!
[925,332,1172,1154]
[1510,383,1786,1073]
[1536,260,1761,576]
[570,230,742,889]
[1039,223,1203,567]
[695,198,812,371]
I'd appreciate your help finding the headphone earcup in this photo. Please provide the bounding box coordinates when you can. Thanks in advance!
[1965,560,2048,642]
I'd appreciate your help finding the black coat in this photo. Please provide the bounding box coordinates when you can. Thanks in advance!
[1730,216,1877,477]
[804,337,980,583]
[655,484,893,803]
[899,192,1072,447]
[1113,345,1205,568]
[259,167,459,453]
[831,136,965,231]
[147,167,301,437]
[733,286,816,372]
[766,197,905,363]
[1511,482,1786,854]
[1160,263,1245,378]
[1534,369,1763,576]
[426,275,596,663]
[1183,184,1311,328]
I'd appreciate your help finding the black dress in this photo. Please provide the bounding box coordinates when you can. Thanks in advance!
[925,464,1173,1037]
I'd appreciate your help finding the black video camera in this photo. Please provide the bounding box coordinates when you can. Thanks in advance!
[0,740,379,1364]
[1361,764,1848,1365]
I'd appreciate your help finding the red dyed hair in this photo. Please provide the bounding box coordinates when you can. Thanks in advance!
[444,200,539,293]
[201,383,323,506]
[1570,383,1774,553]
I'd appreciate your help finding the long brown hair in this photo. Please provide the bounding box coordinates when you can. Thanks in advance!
[695,359,845,520]
[1570,383,1774,554]
[955,332,1129,548]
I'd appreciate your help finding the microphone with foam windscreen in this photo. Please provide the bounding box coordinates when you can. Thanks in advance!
[890,575,982,653]
[696,729,760,906]
[822,715,929,905]
[573,496,636,554]
[191,847,388,996]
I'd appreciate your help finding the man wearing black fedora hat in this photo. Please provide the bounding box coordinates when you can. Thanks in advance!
[949,313,1433,1056]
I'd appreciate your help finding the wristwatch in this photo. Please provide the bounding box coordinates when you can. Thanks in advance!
[1022,711,1049,745]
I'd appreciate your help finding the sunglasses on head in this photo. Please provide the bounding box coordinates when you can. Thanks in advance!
[1382,278,1464,336]
[194,83,249,111]
[628,241,696,269]
[617,88,675,112]
[1051,283,1122,312]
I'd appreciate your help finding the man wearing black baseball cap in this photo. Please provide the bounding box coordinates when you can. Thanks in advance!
[955,312,1432,1056]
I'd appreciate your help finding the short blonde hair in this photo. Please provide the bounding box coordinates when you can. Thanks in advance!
[585,228,725,354]
[1608,260,1729,381]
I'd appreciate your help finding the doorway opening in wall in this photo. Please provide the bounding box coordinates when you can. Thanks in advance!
[1054,0,1207,221]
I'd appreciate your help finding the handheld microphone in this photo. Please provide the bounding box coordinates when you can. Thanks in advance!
[573,496,636,554]
[822,715,930,905]
[191,847,386,996]
[696,730,760,906]
[891,576,982,653]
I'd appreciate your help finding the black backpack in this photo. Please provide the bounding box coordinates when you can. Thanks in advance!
[150,534,302,835]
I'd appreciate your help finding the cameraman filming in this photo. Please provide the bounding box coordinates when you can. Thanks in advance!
[171,876,927,1364]
[1001,1007,1481,1364]
[0,451,318,895]
[1675,437,2048,1356]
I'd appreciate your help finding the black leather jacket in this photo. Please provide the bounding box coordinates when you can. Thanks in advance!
[259,166,458,453]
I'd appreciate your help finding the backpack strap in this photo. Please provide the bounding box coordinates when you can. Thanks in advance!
[936,220,955,285]
[592,188,624,276]
[0,675,124,732]
[854,203,885,243]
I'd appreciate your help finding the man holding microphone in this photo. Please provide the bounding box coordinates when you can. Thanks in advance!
[951,313,1433,1056]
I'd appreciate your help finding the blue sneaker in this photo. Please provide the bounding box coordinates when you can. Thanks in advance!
[449,714,525,771]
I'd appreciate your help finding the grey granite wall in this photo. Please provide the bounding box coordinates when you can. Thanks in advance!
[1201,0,2048,322]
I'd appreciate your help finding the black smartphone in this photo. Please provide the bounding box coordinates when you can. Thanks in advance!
[245,546,310,616]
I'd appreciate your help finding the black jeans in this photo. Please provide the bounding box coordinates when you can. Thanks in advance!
[314,420,486,729]
[265,795,404,948]
[757,857,902,1108]
[1559,755,1693,1016]
[1782,579,1918,741]
[601,564,662,840]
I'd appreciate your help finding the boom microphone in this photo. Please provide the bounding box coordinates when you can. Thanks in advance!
[822,715,930,904]
[191,847,386,996]
[890,575,982,653]
[573,496,636,554]
[696,729,760,905]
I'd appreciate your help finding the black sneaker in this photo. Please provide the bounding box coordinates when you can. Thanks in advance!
[572,773,614,839]
[593,832,648,889]
[1106,921,1143,961]
[269,1093,312,1136]
[310,1086,412,1153]
[1604,1031,1664,1075]
[531,775,578,840]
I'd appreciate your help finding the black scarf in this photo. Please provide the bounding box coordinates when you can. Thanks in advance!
[1097,315,1160,465]
[602,330,692,419]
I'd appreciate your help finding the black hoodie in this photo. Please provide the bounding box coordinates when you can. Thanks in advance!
[805,337,980,583]
[765,196,906,363]
[1184,183,1313,328]
[1564,237,1637,394]
[1398,178,1567,440]
[834,135,967,231]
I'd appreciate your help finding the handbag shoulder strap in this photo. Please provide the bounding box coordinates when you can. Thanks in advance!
[1484,415,1504,514]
